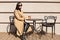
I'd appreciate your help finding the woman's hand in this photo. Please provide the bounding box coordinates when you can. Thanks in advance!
[28,16,31,19]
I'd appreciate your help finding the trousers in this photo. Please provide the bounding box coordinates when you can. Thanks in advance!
[23,22,30,32]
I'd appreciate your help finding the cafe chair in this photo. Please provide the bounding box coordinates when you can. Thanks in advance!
[42,16,57,38]
[9,16,17,34]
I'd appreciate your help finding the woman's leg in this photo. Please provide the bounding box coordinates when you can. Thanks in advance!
[20,22,30,40]
[23,22,30,32]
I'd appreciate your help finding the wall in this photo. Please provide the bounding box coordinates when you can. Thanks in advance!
[0,0,60,35]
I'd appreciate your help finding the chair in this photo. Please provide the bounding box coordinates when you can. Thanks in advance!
[9,16,17,34]
[42,16,57,38]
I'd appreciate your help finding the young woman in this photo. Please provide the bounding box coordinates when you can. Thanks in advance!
[14,2,32,38]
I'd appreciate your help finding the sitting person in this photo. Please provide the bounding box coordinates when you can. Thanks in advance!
[14,2,32,39]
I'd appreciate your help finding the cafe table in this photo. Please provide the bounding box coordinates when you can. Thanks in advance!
[25,18,43,33]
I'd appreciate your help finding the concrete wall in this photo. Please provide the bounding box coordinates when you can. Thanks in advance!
[0,0,60,35]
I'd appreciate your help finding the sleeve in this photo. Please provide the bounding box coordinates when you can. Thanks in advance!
[14,10,25,21]
[18,11,24,18]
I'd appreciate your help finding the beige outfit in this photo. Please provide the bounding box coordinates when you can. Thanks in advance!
[14,10,32,36]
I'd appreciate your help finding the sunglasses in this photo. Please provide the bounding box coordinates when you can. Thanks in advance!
[18,5,22,6]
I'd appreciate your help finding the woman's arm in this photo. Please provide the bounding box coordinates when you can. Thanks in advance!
[14,10,25,21]
[18,11,24,18]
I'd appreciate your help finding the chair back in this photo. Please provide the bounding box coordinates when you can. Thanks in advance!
[9,16,14,24]
[44,16,57,23]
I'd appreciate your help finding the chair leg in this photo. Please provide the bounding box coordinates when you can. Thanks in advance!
[41,25,43,31]
[40,25,43,35]
[54,25,55,35]
[52,27,53,38]
[9,24,11,34]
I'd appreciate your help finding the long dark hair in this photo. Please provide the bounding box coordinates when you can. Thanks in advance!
[15,2,22,11]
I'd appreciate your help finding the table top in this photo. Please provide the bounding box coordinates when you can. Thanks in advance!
[26,18,43,21]
[25,18,60,24]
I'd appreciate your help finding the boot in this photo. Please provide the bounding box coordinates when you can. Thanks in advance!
[20,33,26,40]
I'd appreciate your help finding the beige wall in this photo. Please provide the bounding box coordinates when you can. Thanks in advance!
[0,1,60,35]
[0,3,60,22]
[0,3,60,12]
[23,3,60,12]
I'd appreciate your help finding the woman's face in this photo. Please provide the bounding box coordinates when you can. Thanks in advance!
[18,3,22,9]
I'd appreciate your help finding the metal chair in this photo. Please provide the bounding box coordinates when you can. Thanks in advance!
[9,16,17,34]
[42,16,57,38]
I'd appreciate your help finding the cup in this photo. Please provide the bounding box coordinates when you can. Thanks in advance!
[28,16,31,19]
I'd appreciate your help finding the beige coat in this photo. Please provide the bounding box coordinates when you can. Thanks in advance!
[14,10,32,36]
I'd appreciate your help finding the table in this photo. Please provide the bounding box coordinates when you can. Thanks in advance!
[26,19,43,32]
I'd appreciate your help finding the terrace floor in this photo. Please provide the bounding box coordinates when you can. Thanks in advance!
[0,32,60,40]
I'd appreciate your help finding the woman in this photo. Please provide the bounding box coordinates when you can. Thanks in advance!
[14,2,32,37]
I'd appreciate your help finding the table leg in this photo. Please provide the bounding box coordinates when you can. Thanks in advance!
[40,24,46,35]
[33,20,36,32]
